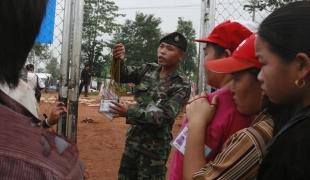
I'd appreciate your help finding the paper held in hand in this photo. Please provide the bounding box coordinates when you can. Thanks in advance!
[99,87,119,120]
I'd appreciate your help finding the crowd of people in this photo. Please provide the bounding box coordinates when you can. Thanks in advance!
[1,0,310,179]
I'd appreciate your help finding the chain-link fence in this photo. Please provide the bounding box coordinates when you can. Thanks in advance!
[24,0,84,142]
[207,0,269,33]
[27,0,65,69]
[51,0,66,61]
[198,0,270,93]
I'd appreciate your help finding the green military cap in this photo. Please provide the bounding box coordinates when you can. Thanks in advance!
[160,32,187,52]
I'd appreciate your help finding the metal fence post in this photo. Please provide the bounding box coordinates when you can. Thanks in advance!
[198,0,210,93]
[66,0,84,143]
[57,0,84,143]
[198,0,217,94]
[57,0,72,136]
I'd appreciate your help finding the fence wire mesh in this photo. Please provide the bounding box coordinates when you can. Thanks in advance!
[207,0,270,33]
[26,0,65,73]
[199,0,271,93]
[51,0,66,60]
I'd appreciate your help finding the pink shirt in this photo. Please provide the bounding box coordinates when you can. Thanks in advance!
[168,88,251,180]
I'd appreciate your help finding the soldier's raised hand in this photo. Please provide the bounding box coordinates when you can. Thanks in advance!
[113,43,125,61]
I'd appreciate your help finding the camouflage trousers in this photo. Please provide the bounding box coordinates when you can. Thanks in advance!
[118,145,170,180]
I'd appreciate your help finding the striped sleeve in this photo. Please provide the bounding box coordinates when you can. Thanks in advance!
[193,114,273,180]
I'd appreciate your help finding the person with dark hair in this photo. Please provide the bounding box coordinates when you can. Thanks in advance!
[256,1,310,179]
[79,63,92,97]
[23,63,66,129]
[111,32,191,179]
[168,20,255,180]
[0,1,84,179]
[184,34,273,179]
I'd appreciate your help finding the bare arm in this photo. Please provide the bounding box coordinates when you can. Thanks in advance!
[183,94,218,180]
[192,114,273,180]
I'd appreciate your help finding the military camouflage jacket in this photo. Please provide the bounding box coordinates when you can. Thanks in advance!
[120,62,191,151]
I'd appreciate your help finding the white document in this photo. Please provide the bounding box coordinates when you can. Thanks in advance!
[171,126,188,155]
[171,125,212,157]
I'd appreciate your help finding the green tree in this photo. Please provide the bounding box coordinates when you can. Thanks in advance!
[45,57,60,85]
[27,44,51,67]
[110,13,162,66]
[244,0,293,14]
[176,17,198,82]
[82,0,123,77]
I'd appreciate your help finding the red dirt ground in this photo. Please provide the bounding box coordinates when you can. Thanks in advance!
[39,92,184,180]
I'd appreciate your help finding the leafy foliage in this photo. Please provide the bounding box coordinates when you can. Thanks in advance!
[82,0,123,77]
[244,0,294,13]
[110,13,162,66]
[176,17,198,82]
[45,57,60,85]
[27,44,52,67]
[110,13,198,82]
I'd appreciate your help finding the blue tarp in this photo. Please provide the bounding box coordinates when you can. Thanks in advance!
[35,0,57,44]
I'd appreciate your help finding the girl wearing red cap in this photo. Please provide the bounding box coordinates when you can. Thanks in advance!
[184,34,274,179]
[256,2,310,179]
[168,20,255,180]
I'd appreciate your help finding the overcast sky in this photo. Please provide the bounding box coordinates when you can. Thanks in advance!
[113,0,202,37]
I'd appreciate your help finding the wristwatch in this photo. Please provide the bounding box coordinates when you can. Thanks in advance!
[42,118,51,128]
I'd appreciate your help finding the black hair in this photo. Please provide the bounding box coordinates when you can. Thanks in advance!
[261,95,298,134]
[84,62,91,67]
[25,64,34,71]
[206,42,226,58]
[0,0,47,88]
[248,68,260,77]
[258,1,310,63]
[232,68,260,80]
[258,1,310,132]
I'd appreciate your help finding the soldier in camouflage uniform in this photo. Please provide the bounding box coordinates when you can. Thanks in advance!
[111,32,191,179]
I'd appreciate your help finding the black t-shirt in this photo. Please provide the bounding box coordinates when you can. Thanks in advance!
[81,68,91,82]
[258,107,310,180]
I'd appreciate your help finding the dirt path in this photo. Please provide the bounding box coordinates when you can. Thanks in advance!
[39,93,183,180]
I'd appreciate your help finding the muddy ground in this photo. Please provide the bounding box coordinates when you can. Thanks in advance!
[39,92,184,180]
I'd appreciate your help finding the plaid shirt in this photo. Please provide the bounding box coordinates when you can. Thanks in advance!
[0,87,84,180]
[193,112,273,180]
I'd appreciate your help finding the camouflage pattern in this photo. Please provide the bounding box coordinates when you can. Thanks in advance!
[118,62,191,179]
[118,146,168,180]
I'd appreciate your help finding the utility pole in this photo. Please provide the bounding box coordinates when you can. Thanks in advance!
[66,0,84,143]
[58,0,84,143]
[58,0,72,137]
[198,0,207,94]
[198,0,216,93]
[244,0,259,22]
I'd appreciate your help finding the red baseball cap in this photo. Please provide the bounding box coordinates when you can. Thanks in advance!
[195,20,253,52]
[205,34,261,74]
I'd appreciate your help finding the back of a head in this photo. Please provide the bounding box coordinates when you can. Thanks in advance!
[26,64,35,72]
[258,1,310,62]
[0,0,47,88]
[84,63,90,68]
